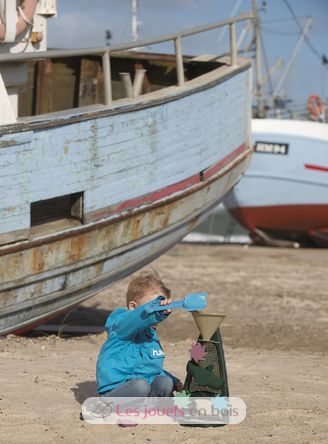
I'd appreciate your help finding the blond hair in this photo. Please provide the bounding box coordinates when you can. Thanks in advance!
[126,269,170,306]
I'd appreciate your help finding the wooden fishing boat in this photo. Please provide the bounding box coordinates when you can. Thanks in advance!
[0,3,252,334]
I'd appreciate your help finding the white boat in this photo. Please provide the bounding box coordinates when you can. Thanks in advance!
[224,118,328,246]
[195,1,328,247]
[0,1,253,334]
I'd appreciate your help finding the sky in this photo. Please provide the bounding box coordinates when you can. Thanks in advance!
[47,0,328,105]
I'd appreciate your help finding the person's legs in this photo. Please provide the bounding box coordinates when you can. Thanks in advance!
[149,375,174,397]
[101,378,152,427]
[102,378,151,397]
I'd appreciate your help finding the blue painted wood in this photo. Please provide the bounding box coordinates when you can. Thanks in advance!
[0,69,250,237]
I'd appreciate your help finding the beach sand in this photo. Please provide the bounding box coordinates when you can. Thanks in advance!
[0,244,327,443]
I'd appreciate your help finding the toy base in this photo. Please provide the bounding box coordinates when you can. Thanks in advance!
[183,327,229,426]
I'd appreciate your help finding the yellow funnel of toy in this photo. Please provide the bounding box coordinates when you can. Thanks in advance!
[192,311,225,341]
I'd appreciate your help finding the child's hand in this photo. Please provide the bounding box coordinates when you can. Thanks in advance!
[174,381,184,392]
[160,297,172,315]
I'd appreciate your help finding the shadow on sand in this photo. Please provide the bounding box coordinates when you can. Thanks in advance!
[72,381,98,405]
[25,303,112,337]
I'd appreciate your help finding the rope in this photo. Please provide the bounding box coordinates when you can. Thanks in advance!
[17,6,34,27]
[282,0,328,70]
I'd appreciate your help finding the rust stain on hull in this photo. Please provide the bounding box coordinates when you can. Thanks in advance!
[32,248,45,273]
[68,235,87,263]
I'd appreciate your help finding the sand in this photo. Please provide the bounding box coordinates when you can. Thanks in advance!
[0,244,327,443]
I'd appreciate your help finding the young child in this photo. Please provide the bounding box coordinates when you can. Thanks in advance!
[96,270,183,397]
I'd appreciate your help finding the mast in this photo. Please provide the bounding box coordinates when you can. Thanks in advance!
[252,0,266,118]
[272,17,312,99]
[131,0,138,41]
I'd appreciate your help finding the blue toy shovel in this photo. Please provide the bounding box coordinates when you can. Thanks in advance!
[145,292,208,313]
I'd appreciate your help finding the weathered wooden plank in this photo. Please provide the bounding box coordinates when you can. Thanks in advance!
[0,228,29,246]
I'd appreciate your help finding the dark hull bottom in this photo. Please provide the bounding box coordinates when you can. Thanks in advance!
[229,204,328,247]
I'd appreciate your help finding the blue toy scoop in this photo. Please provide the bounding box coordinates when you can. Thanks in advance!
[145,292,208,313]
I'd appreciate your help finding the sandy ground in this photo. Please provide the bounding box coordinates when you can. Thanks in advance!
[0,244,327,443]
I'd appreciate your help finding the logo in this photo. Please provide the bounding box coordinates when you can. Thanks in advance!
[254,141,289,155]
[82,396,247,425]
[152,348,165,357]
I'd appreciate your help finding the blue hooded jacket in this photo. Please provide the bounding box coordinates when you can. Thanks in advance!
[96,297,179,394]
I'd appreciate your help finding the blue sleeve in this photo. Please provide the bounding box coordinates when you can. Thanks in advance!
[109,299,169,339]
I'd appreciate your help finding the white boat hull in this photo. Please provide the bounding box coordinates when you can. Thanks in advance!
[225,119,328,244]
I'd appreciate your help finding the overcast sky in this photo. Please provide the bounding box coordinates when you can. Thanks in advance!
[47,0,328,104]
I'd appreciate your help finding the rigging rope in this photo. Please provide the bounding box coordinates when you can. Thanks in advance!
[282,0,328,70]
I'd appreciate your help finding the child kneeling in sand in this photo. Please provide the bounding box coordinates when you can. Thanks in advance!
[96,270,183,397]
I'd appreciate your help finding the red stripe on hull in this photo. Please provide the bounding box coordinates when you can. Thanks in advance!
[304,163,328,173]
[203,143,247,180]
[229,204,328,232]
[115,173,200,214]
[88,143,247,221]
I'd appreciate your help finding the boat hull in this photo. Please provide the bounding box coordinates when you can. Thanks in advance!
[0,61,252,334]
[0,151,250,334]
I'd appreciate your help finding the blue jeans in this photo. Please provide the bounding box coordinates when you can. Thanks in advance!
[102,375,173,397]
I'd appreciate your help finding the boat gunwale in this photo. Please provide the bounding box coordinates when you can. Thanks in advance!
[0,13,253,64]
[0,60,251,135]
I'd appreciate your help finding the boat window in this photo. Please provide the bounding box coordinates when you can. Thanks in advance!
[30,192,84,227]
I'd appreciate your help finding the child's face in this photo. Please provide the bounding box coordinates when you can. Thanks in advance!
[128,288,171,311]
